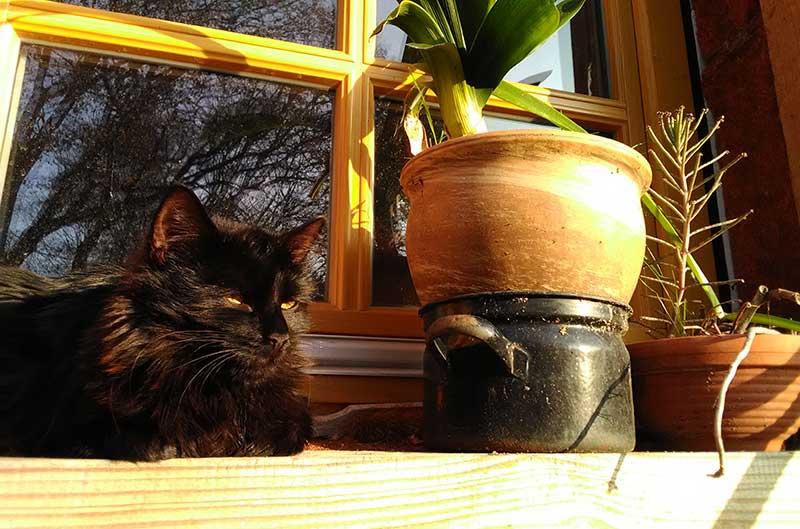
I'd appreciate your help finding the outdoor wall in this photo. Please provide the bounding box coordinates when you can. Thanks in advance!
[761,1,800,227]
[690,0,800,311]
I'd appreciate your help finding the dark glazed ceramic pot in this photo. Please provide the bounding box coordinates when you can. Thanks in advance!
[420,292,635,453]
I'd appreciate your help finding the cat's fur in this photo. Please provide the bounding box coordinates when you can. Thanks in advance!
[0,186,324,460]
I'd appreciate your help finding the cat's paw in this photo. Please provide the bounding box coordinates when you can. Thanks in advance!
[102,435,176,462]
[150,445,178,460]
[269,412,312,456]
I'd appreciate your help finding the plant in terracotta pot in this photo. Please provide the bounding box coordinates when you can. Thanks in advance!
[631,107,800,452]
[373,1,652,453]
[374,0,651,306]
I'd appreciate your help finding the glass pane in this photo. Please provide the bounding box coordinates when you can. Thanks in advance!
[374,0,418,62]
[65,0,337,49]
[485,113,615,138]
[372,97,447,307]
[484,113,560,132]
[0,45,333,299]
[374,0,609,97]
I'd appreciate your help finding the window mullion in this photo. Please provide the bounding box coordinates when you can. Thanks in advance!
[7,1,352,87]
[603,0,645,146]
[351,0,374,310]
[353,76,374,311]
[0,24,22,217]
[327,0,371,311]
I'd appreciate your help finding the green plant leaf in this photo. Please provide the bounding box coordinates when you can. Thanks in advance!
[493,80,585,133]
[465,0,585,91]
[436,0,466,49]
[374,1,486,136]
[371,0,445,45]
[373,0,588,133]
[459,0,496,50]
[408,42,487,137]
[417,0,458,46]
[556,0,586,28]
[723,313,800,333]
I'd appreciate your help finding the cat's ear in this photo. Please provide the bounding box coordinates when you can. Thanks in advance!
[282,216,326,265]
[149,186,216,265]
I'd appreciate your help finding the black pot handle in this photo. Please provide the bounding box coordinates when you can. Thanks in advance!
[427,314,531,383]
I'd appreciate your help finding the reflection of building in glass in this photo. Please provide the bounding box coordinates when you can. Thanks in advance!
[505,24,576,93]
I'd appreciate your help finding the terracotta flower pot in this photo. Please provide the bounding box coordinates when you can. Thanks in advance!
[629,334,800,451]
[400,129,652,306]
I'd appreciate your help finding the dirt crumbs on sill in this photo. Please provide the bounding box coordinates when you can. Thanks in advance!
[309,402,424,452]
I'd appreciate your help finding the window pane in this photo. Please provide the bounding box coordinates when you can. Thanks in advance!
[485,113,615,139]
[374,0,610,98]
[0,45,333,299]
[374,0,416,62]
[484,113,560,132]
[64,0,337,49]
[372,98,443,307]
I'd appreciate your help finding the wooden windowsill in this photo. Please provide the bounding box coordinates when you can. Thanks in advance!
[1,451,797,528]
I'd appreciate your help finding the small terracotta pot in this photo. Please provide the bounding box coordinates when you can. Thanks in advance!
[629,334,800,451]
[400,129,652,306]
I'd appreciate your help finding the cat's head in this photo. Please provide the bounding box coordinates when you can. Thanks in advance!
[98,186,325,388]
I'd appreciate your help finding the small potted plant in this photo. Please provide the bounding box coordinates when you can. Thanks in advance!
[374,1,651,453]
[631,107,800,452]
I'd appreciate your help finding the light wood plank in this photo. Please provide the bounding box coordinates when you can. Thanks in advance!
[0,451,797,528]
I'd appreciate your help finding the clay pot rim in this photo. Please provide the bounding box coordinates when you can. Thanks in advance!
[400,129,653,193]
[628,334,800,369]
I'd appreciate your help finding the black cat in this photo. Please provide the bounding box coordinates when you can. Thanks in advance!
[0,186,324,460]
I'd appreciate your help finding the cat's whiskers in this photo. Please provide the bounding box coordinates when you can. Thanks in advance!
[168,349,234,374]
[173,357,224,421]
[171,348,248,421]
[196,352,240,398]
[128,336,228,389]
[145,329,229,348]
[125,329,224,373]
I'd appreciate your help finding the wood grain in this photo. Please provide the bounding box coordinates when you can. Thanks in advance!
[1,451,797,528]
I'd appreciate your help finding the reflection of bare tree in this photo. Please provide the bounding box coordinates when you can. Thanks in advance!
[374,41,421,64]
[372,99,420,307]
[66,0,337,48]
[0,45,333,296]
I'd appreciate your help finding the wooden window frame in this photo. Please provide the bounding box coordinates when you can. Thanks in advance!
[0,0,696,353]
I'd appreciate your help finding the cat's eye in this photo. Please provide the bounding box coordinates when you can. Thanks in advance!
[225,296,253,313]
[280,300,299,311]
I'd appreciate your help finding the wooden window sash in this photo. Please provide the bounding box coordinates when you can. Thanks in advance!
[0,0,681,340]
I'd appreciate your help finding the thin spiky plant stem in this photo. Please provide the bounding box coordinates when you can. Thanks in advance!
[646,108,727,337]
[644,108,799,336]
[671,110,694,337]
